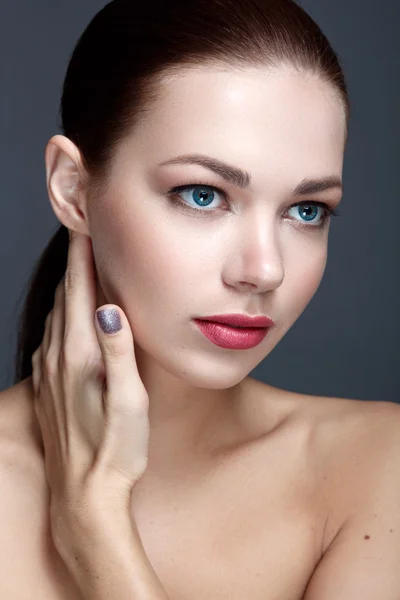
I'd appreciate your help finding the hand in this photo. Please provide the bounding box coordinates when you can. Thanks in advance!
[31,230,150,534]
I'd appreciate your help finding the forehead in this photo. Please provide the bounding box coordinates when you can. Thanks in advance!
[121,66,346,190]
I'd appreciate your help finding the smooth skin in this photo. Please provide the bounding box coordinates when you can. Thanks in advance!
[43,65,345,476]
[1,65,400,599]
[31,229,171,598]
[31,230,151,509]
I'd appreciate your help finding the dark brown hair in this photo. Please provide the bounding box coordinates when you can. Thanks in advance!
[13,0,350,384]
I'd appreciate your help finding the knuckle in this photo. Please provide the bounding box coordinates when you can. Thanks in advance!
[135,400,150,421]
[102,340,125,361]
[63,333,99,375]
[115,459,147,483]
[112,389,148,418]
[44,352,58,377]
[64,269,79,296]
[60,341,81,374]
[136,456,149,476]
[62,333,74,357]
[63,332,80,358]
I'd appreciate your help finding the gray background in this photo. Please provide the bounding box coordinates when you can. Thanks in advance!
[0,1,398,403]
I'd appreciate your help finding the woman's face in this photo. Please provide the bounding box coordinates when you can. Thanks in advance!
[88,66,345,390]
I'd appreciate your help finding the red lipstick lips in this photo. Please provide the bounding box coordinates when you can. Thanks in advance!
[193,314,274,350]
[198,314,274,328]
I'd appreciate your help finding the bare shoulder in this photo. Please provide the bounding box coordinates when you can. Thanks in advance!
[248,379,400,550]
[285,394,400,598]
[0,378,80,599]
[296,390,400,553]
[0,377,43,467]
[305,392,400,470]
[252,377,400,452]
[0,378,48,576]
[300,391,400,453]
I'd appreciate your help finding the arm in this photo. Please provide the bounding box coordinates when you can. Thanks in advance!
[55,501,170,600]
[29,230,170,599]
[303,403,400,599]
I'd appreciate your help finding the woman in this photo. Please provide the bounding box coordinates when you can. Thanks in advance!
[1,0,399,598]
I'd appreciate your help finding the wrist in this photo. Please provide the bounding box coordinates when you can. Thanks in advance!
[52,497,137,566]
[54,506,169,600]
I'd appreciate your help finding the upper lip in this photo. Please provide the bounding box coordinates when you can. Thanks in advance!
[197,314,274,328]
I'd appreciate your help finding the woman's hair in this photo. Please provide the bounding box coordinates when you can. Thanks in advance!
[13,0,351,385]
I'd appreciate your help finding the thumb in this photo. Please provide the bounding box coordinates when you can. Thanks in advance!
[94,306,144,408]
[93,305,150,491]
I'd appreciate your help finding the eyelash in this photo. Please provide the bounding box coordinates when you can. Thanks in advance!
[166,181,340,229]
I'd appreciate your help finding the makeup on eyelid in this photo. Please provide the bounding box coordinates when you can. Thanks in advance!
[165,181,340,228]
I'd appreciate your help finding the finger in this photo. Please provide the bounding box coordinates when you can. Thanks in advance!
[48,276,66,359]
[94,306,146,414]
[42,310,53,357]
[64,230,98,348]
[41,274,61,360]
[31,346,42,397]
[93,306,149,488]
[46,276,69,454]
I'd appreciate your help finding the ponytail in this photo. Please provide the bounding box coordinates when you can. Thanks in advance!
[13,225,69,384]
[12,0,350,386]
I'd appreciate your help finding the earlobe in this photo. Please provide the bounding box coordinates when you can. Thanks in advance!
[45,134,90,235]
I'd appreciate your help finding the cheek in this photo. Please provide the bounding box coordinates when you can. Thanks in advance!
[91,208,198,312]
[284,246,328,323]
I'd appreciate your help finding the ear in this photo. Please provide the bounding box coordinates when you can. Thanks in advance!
[45,134,91,236]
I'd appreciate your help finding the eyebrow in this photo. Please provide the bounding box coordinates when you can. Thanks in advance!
[159,153,343,195]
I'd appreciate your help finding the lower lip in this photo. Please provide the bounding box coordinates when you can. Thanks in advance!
[193,319,270,350]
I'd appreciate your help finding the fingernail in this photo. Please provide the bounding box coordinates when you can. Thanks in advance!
[96,308,122,334]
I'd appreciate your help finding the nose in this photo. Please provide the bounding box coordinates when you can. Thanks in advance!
[222,217,284,294]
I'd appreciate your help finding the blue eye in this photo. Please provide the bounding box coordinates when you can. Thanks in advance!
[167,183,340,228]
[288,203,326,225]
[168,184,223,210]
